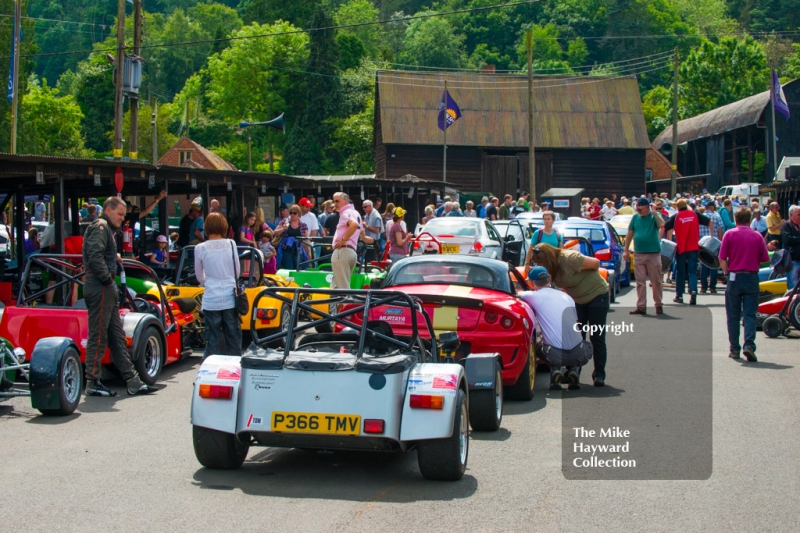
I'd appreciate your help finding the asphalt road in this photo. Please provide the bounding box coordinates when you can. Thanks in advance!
[2,285,799,532]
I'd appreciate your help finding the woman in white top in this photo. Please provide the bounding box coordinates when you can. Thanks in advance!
[194,212,242,358]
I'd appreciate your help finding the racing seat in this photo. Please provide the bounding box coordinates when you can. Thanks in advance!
[171,297,198,314]
[466,269,494,289]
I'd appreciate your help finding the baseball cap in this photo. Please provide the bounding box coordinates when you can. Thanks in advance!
[156,235,168,243]
[528,266,550,282]
[189,203,202,212]
[636,198,650,207]
[395,207,406,218]
[298,197,313,208]
[88,198,98,204]
[279,203,288,210]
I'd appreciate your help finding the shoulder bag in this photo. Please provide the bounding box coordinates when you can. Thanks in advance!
[230,241,249,315]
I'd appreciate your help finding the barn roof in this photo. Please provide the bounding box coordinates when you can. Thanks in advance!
[376,70,650,150]
[652,91,772,149]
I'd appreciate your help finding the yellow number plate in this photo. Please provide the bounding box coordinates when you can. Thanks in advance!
[441,244,459,254]
[271,412,361,435]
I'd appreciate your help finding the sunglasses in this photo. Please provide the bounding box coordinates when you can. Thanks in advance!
[290,212,299,216]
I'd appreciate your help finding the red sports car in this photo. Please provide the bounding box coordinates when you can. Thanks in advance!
[340,255,539,400]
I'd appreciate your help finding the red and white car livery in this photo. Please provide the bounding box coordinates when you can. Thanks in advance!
[342,255,539,400]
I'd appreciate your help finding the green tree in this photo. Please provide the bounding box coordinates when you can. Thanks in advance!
[283,6,342,174]
[517,24,564,66]
[398,13,467,68]
[334,0,383,59]
[746,0,800,34]
[672,0,738,36]
[65,53,116,154]
[19,78,90,157]
[567,39,589,68]
[679,36,769,118]
[641,85,672,140]
[240,0,320,27]
[120,102,178,163]
[337,33,368,72]
[205,21,309,122]
[328,97,375,174]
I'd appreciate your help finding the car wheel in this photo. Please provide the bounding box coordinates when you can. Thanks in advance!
[763,315,786,338]
[314,302,337,334]
[469,362,503,431]
[505,345,535,401]
[38,347,82,416]
[608,271,616,303]
[263,304,290,348]
[417,388,468,481]
[789,298,800,331]
[192,425,249,469]
[135,326,163,386]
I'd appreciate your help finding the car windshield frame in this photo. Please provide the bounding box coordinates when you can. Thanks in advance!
[387,260,511,293]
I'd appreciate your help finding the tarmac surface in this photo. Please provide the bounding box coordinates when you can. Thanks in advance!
[1,284,799,532]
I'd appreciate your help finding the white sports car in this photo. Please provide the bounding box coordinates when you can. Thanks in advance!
[412,217,506,260]
[191,288,504,480]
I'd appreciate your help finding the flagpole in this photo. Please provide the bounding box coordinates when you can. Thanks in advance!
[10,0,21,154]
[443,78,447,183]
[771,66,779,180]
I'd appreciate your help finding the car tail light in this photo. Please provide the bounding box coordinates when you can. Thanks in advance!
[363,419,385,434]
[199,384,233,399]
[470,241,483,254]
[501,317,514,329]
[409,394,444,409]
[437,234,454,238]
[256,308,278,320]
[594,248,612,261]
[485,311,498,323]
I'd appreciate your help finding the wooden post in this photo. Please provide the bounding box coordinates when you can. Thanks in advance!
[527,29,536,201]
[671,48,679,198]
[113,0,126,159]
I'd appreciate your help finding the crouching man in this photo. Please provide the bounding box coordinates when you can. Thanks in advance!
[519,266,593,390]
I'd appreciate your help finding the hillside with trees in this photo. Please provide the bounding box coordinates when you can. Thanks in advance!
[3,0,800,173]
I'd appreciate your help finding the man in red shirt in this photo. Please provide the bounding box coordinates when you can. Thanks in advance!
[662,199,711,305]
[719,207,769,362]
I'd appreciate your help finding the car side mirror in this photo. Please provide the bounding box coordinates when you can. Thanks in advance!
[370,278,382,289]
[439,331,460,352]
[505,234,515,242]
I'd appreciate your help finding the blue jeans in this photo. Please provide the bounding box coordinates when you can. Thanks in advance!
[724,273,759,353]
[788,260,800,290]
[203,307,242,358]
[700,264,718,291]
[675,251,698,297]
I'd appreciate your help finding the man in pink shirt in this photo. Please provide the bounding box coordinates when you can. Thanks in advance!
[331,192,361,289]
[718,207,769,362]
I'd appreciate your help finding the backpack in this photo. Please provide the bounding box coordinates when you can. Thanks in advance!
[534,228,562,246]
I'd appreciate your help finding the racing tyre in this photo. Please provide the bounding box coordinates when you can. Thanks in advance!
[193,425,249,469]
[468,362,503,432]
[789,298,800,331]
[38,347,82,416]
[762,315,786,339]
[505,346,536,401]
[608,271,616,304]
[417,388,468,481]
[135,326,163,386]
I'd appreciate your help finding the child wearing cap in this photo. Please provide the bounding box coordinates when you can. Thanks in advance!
[151,235,170,272]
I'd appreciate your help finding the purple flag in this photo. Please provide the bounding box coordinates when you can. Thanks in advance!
[772,68,790,121]
[437,90,462,131]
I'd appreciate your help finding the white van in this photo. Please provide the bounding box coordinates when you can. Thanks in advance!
[715,183,759,199]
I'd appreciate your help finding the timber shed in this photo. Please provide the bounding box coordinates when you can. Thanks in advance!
[374,70,651,201]
[652,78,800,193]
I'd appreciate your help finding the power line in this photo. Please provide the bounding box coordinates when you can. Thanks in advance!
[7,0,543,60]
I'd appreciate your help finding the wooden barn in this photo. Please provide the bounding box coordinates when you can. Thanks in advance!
[652,78,800,192]
[373,70,650,200]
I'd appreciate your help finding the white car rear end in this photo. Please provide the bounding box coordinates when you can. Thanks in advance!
[414,218,503,260]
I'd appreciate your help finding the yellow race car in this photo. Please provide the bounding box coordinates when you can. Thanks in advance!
[148,246,328,345]
[759,277,788,295]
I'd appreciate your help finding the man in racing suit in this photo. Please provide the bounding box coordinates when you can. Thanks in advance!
[83,196,154,397]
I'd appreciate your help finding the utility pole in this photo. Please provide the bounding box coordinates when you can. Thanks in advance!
[151,97,158,162]
[113,0,126,159]
[9,0,21,154]
[129,0,142,159]
[671,47,679,199]
[527,29,536,202]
